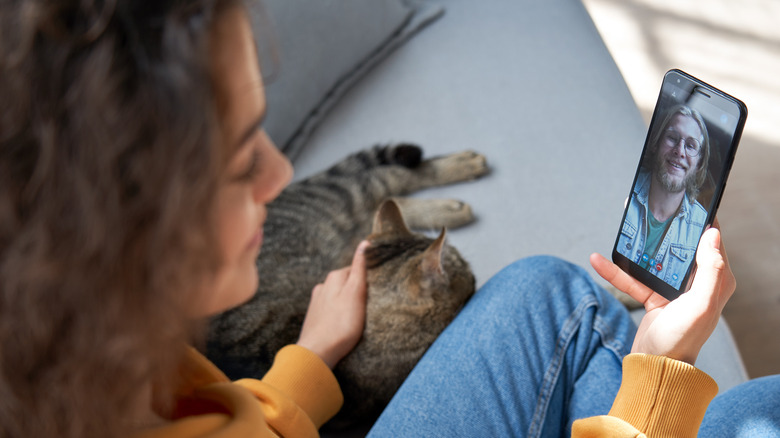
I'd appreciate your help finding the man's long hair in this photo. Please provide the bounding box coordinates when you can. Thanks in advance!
[645,104,710,201]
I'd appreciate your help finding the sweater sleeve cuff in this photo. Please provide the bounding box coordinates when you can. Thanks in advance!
[257,345,343,427]
[609,353,718,437]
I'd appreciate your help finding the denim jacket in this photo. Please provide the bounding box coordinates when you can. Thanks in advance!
[616,170,707,289]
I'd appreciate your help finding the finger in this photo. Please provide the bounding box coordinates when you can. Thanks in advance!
[324,267,350,287]
[589,253,667,309]
[345,240,369,293]
[352,240,369,269]
[711,218,736,293]
[688,228,728,303]
[708,218,732,270]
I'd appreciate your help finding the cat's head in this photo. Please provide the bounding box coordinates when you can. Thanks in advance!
[363,199,475,331]
[328,199,476,430]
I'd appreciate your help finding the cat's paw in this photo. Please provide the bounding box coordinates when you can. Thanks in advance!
[393,198,476,230]
[452,150,489,180]
[425,151,489,184]
[430,199,475,229]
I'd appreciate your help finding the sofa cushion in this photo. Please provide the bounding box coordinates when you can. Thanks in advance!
[253,0,444,160]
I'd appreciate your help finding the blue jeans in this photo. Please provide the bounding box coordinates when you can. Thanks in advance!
[699,375,780,437]
[367,256,780,437]
[368,256,636,437]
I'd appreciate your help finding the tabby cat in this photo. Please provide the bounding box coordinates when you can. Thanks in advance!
[206,143,489,428]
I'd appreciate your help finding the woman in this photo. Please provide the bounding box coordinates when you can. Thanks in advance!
[1,1,367,436]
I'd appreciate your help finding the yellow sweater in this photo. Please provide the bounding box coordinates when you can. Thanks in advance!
[573,354,718,437]
[134,345,342,438]
[133,349,717,437]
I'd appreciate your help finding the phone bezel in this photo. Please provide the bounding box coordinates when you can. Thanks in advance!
[611,69,747,301]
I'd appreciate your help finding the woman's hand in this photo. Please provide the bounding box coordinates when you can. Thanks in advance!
[590,224,736,365]
[297,241,370,369]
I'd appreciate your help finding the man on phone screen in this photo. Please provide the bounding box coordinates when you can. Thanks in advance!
[617,105,709,289]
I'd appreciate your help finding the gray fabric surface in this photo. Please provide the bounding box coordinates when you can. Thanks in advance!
[292,0,646,288]
[258,0,444,160]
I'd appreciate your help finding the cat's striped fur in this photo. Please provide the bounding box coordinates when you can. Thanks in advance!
[206,143,488,428]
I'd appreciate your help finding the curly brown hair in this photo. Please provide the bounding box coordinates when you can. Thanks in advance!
[0,0,237,436]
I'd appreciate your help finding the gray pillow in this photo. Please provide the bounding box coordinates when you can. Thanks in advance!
[252,0,444,160]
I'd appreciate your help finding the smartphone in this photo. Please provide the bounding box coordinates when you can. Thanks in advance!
[612,69,747,301]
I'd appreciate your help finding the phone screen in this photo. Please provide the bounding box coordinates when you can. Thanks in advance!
[612,69,747,301]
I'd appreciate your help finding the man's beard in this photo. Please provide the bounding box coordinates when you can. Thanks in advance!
[657,170,686,193]
[655,152,697,195]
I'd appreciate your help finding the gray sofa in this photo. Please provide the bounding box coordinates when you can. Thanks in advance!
[257,0,748,430]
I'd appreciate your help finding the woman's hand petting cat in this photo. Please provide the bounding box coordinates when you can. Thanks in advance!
[297,240,371,369]
[590,224,736,365]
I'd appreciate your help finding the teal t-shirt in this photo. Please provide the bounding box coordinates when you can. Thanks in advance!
[639,212,672,270]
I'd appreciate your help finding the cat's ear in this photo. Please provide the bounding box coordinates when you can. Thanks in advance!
[421,228,447,279]
[372,199,413,236]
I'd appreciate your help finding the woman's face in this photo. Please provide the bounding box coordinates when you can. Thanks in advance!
[198,6,293,316]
